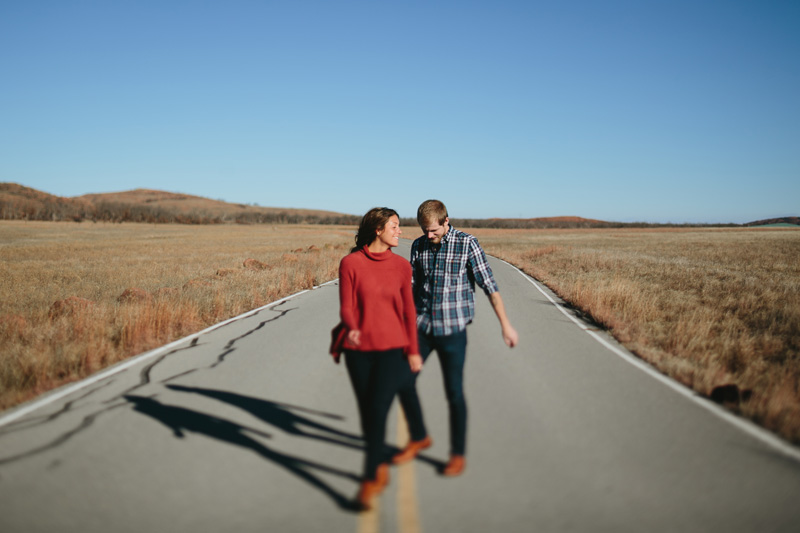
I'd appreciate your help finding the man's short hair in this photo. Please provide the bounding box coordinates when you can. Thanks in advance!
[417,199,448,226]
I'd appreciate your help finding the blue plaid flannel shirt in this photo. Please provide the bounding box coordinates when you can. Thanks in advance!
[410,226,499,336]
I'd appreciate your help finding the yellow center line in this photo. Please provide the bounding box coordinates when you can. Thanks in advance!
[396,410,422,533]
[358,499,380,533]
[356,410,422,533]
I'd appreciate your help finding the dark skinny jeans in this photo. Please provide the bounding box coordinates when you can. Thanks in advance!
[397,329,468,456]
[345,348,410,480]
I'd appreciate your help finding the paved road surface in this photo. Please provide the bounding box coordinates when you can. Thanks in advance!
[2,241,800,533]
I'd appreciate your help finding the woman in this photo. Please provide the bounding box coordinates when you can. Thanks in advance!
[337,207,422,510]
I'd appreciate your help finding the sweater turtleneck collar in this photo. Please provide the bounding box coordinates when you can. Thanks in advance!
[362,245,393,261]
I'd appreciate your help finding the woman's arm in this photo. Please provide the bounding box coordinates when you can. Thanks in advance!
[338,257,360,339]
[400,261,421,371]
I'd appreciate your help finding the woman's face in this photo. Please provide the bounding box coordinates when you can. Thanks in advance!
[376,215,402,248]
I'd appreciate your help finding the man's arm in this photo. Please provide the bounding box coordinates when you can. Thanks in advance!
[489,291,519,348]
[466,237,498,294]
[465,236,517,347]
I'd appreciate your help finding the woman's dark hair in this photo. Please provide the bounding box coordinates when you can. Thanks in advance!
[352,207,399,252]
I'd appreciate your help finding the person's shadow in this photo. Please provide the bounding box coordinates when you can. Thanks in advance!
[125,395,362,511]
[166,385,365,450]
[167,385,404,465]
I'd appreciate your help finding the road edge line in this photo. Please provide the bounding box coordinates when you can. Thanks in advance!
[498,258,800,463]
[0,284,335,428]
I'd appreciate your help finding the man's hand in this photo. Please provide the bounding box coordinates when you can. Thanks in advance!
[502,325,519,348]
[489,292,518,348]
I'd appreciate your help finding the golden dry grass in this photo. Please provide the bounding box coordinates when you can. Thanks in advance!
[3,221,799,445]
[468,226,800,443]
[0,221,354,410]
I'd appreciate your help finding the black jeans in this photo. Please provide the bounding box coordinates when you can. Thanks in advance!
[397,329,468,455]
[345,348,410,480]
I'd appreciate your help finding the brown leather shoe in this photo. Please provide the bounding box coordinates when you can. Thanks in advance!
[356,480,382,511]
[442,454,466,476]
[375,463,390,490]
[357,466,390,511]
[391,435,433,465]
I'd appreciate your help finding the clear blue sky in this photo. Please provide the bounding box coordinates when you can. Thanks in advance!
[1,1,798,223]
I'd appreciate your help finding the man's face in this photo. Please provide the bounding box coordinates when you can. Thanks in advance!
[420,217,449,244]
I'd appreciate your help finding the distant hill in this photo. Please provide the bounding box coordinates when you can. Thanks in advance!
[0,185,624,228]
[744,217,800,227]
[0,183,94,222]
[3,183,784,228]
[79,188,357,224]
[0,183,359,225]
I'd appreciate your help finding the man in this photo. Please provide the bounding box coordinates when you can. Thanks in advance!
[393,199,518,476]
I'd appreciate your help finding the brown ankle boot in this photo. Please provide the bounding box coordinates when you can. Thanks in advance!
[357,464,390,511]
[375,463,390,490]
[391,435,433,465]
[356,480,381,511]
[442,454,465,476]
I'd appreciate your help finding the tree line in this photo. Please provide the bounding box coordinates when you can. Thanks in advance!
[0,183,748,229]
[0,198,363,225]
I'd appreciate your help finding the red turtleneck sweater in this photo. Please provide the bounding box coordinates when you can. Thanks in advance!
[338,246,419,355]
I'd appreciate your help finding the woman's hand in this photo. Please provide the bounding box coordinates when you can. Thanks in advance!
[408,354,423,373]
[347,329,361,347]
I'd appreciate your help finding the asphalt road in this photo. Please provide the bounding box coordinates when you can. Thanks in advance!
[1,240,799,533]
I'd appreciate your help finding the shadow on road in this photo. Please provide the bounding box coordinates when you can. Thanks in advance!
[166,385,364,450]
[166,385,410,465]
[125,395,362,511]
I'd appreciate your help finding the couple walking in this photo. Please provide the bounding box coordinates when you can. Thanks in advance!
[333,199,519,510]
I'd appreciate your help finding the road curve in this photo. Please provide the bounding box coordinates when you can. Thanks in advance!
[1,240,799,533]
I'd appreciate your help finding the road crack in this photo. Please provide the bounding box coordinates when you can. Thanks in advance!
[0,303,298,467]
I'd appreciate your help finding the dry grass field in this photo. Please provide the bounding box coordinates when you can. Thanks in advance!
[0,221,353,410]
[470,227,800,443]
[2,221,799,445]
